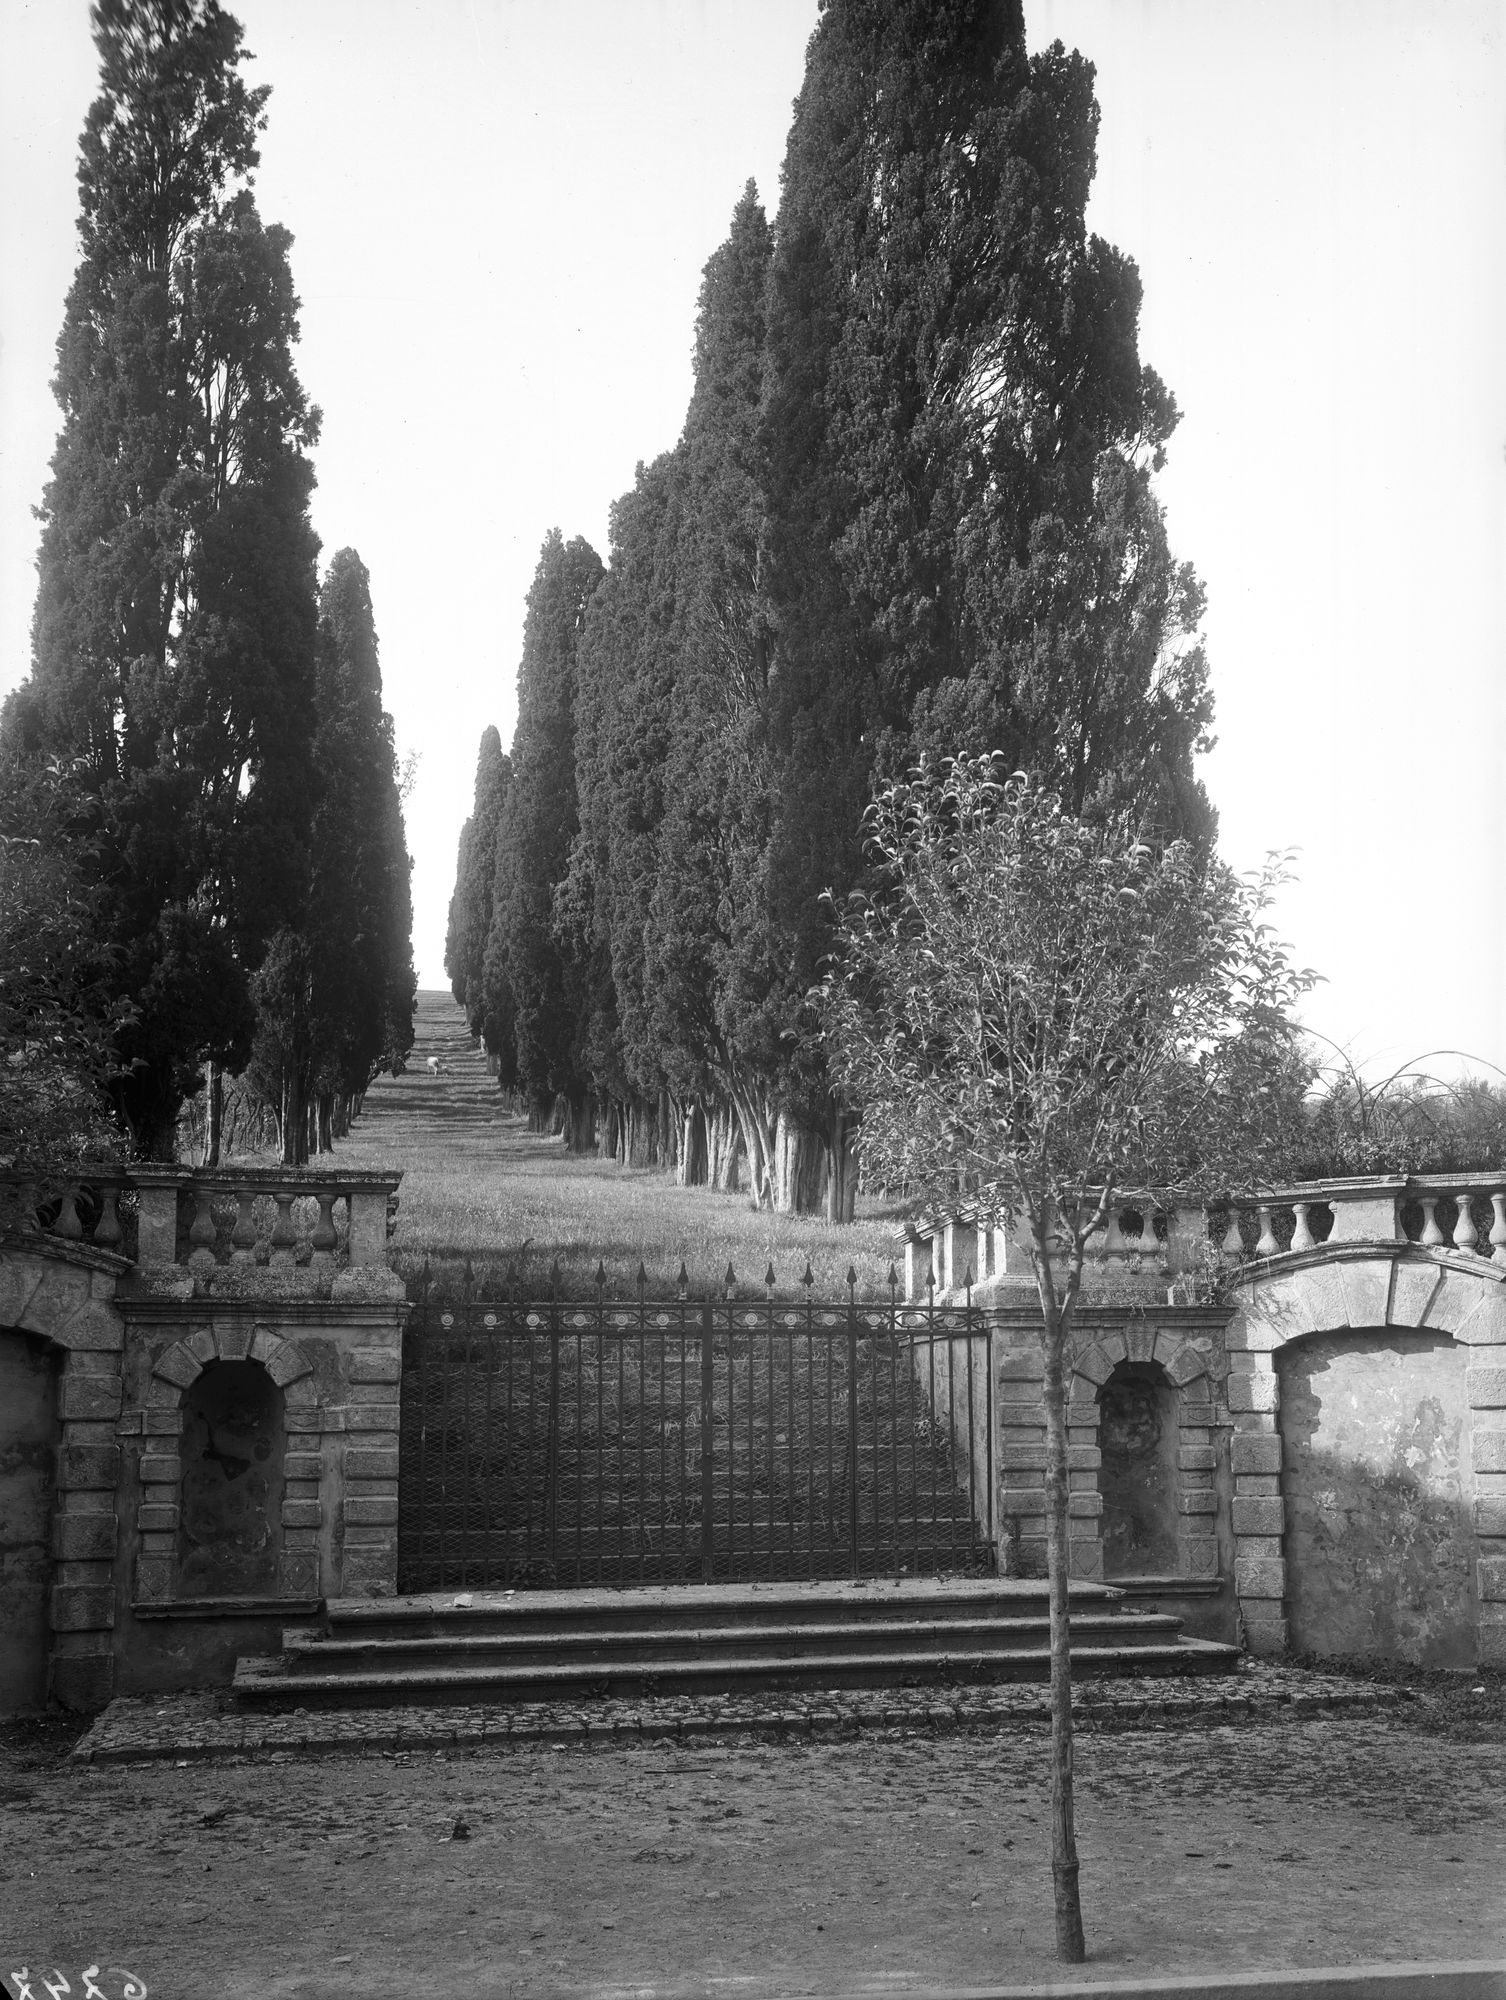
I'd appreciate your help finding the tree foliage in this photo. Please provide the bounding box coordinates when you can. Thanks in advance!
[820,754,1315,1960]
[463,3,1220,1221]
[1,0,322,1157]
[0,768,129,1226]
[444,726,511,1041]
[483,532,605,1132]
[244,549,416,1162]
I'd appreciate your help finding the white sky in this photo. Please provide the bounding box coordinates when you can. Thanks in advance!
[3,1,1503,1081]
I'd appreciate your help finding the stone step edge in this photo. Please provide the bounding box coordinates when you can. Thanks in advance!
[72,1680,1409,1766]
[323,1577,1125,1624]
[232,1638,1241,1699]
[284,1611,1188,1658]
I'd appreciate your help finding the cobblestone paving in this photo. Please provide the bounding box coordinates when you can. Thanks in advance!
[3,1674,1504,1999]
[73,1661,1405,1765]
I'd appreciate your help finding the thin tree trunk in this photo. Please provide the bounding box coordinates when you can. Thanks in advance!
[680,1104,708,1186]
[204,1063,223,1168]
[1036,1237,1086,1963]
[825,1104,858,1223]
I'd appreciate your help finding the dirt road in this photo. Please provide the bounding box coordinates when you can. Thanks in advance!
[4,1695,1506,2000]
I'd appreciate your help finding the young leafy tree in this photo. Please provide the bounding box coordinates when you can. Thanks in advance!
[1,0,321,1157]
[821,756,1314,1961]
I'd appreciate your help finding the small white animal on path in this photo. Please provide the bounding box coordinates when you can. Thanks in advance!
[426,1056,441,1076]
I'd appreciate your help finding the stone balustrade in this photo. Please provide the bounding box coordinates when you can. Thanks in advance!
[899,1171,1506,1302]
[3,1165,402,1294]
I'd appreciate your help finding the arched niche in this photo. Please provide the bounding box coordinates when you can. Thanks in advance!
[177,1359,286,1596]
[1097,1360,1180,1577]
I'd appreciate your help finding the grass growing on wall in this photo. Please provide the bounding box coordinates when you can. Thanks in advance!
[331,992,911,1300]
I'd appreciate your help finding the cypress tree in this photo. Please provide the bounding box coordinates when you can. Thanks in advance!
[243,549,415,1163]
[444,727,511,1042]
[1,0,322,1157]
[484,531,605,1142]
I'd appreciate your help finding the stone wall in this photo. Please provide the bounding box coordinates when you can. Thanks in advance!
[111,1291,405,1695]
[988,1304,1238,1644]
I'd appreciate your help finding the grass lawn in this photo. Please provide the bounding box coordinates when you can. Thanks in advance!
[330,991,913,1300]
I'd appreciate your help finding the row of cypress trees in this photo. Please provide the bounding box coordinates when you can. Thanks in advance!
[0,0,415,1167]
[452,0,1216,1218]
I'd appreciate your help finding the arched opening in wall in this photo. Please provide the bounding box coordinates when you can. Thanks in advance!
[0,1328,60,1713]
[1279,1328,1475,1669]
[178,1361,285,1597]
[1098,1362,1180,1578]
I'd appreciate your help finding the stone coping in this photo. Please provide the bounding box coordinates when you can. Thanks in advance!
[803,1965,1506,2000]
[70,1662,1408,1766]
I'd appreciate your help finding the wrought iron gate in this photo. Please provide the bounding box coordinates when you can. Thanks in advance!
[398,1277,994,1591]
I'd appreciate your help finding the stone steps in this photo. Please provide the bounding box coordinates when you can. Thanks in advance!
[232,1577,1240,1709]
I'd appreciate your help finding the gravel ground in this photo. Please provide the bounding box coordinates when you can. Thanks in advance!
[4,1669,1504,2000]
[70,1661,1406,1765]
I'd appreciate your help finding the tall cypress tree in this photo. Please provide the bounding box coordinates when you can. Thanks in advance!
[1,0,322,1157]
[744,0,1215,1206]
[444,727,511,1042]
[484,531,605,1140]
[243,550,415,1163]
[309,549,416,1133]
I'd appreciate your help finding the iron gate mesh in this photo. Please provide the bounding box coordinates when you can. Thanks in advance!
[398,1277,994,1590]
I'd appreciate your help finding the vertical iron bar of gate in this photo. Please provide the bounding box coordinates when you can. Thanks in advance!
[944,1294,956,1553]
[786,1312,796,1578]
[965,1304,977,1560]
[700,1297,714,1581]
[764,1314,773,1580]
[438,1279,453,1584]
[637,1307,646,1582]
[480,1283,495,1583]
[546,1292,561,1577]
[887,1318,898,1572]
[824,1320,834,1579]
[413,1262,428,1590]
[847,1287,860,1577]
[984,1315,994,1557]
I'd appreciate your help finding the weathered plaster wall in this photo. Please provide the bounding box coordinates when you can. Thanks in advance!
[0,1330,61,1712]
[1279,1329,1475,1668]
[1226,1248,1506,1666]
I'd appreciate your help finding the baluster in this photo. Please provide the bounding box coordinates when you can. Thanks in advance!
[54,1184,85,1240]
[187,1186,219,1273]
[1221,1212,1245,1258]
[230,1189,259,1264]
[1102,1209,1126,1260]
[1453,1192,1478,1255]
[1420,1196,1444,1247]
[1491,1192,1506,1268]
[1255,1205,1279,1258]
[270,1191,298,1268]
[310,1191,338,1270]
[1136,1211,1160,1263]
[93,1184,123,1250]
[1291,1202,1315,1253]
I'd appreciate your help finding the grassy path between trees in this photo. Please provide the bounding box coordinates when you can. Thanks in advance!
[332,991,907,1299]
